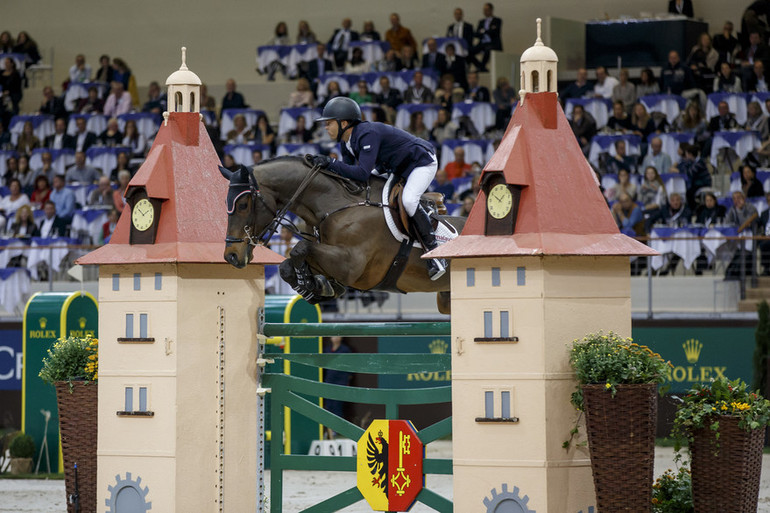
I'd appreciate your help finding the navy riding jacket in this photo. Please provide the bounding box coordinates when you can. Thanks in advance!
[328,121,435,182]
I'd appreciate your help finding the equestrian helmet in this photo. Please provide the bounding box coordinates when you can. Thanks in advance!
[316,97,362,123]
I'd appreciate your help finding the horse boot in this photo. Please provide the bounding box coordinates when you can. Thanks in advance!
[411,205,447,281]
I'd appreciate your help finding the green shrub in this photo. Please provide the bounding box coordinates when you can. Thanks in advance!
[9,433,35,459]
[39,336,98,385]
[652,467,694,513]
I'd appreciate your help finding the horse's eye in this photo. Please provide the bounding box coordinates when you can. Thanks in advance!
[237,202,248,211]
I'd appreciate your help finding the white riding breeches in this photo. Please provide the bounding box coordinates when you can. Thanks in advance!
[402,153,438,217]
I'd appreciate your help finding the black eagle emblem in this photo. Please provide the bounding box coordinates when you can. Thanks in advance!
[366,430,388,494]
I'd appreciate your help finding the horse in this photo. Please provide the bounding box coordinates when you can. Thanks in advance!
[219,155,466,314]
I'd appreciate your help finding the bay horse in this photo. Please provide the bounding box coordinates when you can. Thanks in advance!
[219,156,465,314]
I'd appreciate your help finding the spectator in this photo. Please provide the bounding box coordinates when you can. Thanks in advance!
[99,118,124,147]
[375,49,402,72]
[252,149,264,165]
[72,117,98,153]
[675,143,712,209]
[469,2,502,72]
[221,79,247,111]
[282,114,314,144]
[612,69,636,111]
[3,156,18,186]
[94,54,113,84]
[465,71,490,101]
[43,118,75,150]
[375,76,402,121]
[668,0,694,17]
[15,154,35,192]
[253,114,276,148]
[328,18,359,70]
[39,85,67,119]
[16,120,40,154]
[0,32,12,53]
[0,57,23,115]
[66,151,101,184]
[264,22,290,81]
[713,61,743,92]
[385,13,417,54]
[431,168,455,199]
[404,71,434,104]
[296,20,317,45]
[639,166,668,221]
[431,108,459,144]
[745,100,770,139]
[660,50,697,96]
[758,191,770,274]
[611,192,643,234]
[12,31,40,65]
[109,152,133,183]
[673,101,709,144]
[561,68,592,101]
[741,164,765,198]
[713,21,739,65]
[606,100,633,133]
[319,80,346,110]
[142,81,167,114]
[111,58,132,90]
[407,111,430,140]
[569,104,597,154]
[361,21,380,42]
[399,45,419,71]
[687,33,719,91]
[422,38,448,75]
[349,80,374,105]
[100,208,119,244]
[606,168,637,202]
[641,137,673,175]
[663,192,692,226]
[446,7,474,50]
[226,114,252,144]
[38,200,69,238]
[122,119,146,157]
[725,190,759,279]
[304,44,334,94]
[6,204,39,238]
[289,77,315,108]
[200,84,216,112]
[708,100,739,133]
[103,81,132,117]
[29,175,51,208]
[444,146,472,179]
[696,191,726,225]
[493,76,516,130]
[593,66,619,99]
[746,61,769,92]
[0,178,30,218]
[69,54,91,84]
[113,169,131,213]
[443,44,468,91]
[88,175,115,208]
[738,31,770,85]
[459,195,475,216]
[636,68,660,97]
[345,48,369,74]
[0,120,10,150]
[74,86,104,114]
[604,140,637,175]
[222,153,237,171]
[631,102,656,139]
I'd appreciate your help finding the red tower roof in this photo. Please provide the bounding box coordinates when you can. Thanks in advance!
[428,92,656,258]
[78,112,282,265]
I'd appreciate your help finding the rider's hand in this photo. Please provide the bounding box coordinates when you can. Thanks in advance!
[312,155,332,169]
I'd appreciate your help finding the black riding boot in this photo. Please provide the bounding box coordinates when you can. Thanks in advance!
[411,205,447,280]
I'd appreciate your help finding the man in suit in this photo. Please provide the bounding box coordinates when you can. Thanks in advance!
[708,101,739,134]
[38,200,69,237]
[72,116,98,153]
[38,86,67,119]
[43,117,76,150]
[444,43,468,91]
[327,18,359,69]
[221,79,247,111]
[304,43,335,96]
[464,71,490,101]
[469,2,502,72]
[404,70,434,104]
[421,38,447,75]
[446,7,474,51]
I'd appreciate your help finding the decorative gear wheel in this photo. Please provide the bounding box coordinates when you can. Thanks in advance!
[483,483,536,513]
[105,472,151,513]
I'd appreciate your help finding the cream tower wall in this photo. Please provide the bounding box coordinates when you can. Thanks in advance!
[450,255,631,512]
[96,263,262,513]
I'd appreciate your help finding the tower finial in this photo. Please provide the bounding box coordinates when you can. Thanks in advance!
[536,18,543,45]
[180,46,188,71]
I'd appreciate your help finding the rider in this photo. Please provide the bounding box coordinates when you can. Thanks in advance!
[312,97,447,280]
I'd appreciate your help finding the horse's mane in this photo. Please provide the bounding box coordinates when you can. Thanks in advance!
[252,154,372,194]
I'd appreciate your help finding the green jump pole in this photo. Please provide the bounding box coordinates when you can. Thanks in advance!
[262,322,451,338]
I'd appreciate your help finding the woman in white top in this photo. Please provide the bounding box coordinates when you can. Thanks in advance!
[0,178,30,218]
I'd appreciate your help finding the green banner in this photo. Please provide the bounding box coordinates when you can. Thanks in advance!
[377,336,452,389]
[633,326,755,394]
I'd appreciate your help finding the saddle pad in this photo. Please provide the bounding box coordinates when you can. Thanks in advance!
[382,175,459,247]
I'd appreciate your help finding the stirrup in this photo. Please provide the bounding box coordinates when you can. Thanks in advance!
[427,258,447,281]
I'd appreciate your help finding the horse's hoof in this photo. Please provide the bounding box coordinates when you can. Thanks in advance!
[314,275,335,296]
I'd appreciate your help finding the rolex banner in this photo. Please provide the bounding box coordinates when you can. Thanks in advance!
[357,419,424,512]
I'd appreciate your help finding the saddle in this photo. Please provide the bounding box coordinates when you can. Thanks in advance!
[387,182,447,236]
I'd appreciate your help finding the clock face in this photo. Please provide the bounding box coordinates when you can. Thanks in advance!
[131,198,154,232]
[487,184,513,219]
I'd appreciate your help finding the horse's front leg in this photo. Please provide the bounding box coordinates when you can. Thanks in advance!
[283,240,365,302]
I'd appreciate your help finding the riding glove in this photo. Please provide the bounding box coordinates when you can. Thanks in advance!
[311,155,333,169]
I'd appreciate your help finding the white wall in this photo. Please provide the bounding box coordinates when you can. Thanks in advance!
[5,0,737,90]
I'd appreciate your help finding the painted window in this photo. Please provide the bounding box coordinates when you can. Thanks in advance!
[125,314,134,338]
[139,314,148,338]
[466,267,475,287]
[501,391,511,419]
[483,311,493,338]
[154,272,162,290]
[500,311,510,338]
[485,391,494,418]
[133,273,141,291]
[124,387,133,412]
[139,387,148,412]
[112,274,119,291]
[491,267,501,287]
[517,266,526,286]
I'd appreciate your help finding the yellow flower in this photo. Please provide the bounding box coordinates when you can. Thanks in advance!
[605,383,612,389]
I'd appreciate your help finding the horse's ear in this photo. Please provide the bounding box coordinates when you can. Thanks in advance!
[219,166,233,180]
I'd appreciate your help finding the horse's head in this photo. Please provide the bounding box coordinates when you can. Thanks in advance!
[220,164,273,268]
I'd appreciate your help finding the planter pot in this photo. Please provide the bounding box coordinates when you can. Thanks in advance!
[55,381,97,513]
[10,457,33,475]
[582,383,657,513]
[690,415,764,513]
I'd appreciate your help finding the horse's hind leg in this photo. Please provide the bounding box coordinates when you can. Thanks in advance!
[437,291,451,315]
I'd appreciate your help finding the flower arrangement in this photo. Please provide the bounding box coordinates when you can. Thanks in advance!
[39,335,98,386]
[568,331,671,411]
[671,377,770,452]
[651,467,694,513]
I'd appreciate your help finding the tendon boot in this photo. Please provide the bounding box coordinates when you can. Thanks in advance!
[411,205,447,280]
